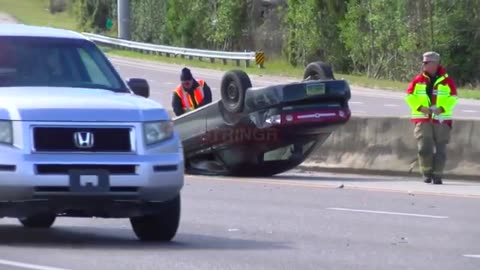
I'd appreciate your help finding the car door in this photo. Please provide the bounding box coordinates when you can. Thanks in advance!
[172,105,208,157]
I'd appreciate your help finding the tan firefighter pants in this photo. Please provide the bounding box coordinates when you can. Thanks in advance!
[414,122,452,177]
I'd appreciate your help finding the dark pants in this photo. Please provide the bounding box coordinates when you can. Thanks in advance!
[414,122,451,178]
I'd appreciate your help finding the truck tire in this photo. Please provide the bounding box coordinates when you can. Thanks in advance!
[19,214,56,228]
[303,61,335,80]
[220,70,252,113]
[130,195,181,242]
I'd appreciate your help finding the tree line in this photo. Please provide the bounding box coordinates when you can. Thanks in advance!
[69,0,480,88]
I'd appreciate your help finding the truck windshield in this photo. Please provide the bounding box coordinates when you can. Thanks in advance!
[0,36,127,92]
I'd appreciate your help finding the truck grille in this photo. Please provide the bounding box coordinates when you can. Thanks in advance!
[35,164,137,175]
[32,127,133,152]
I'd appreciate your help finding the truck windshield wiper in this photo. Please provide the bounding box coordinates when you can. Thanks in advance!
[69,83,118,91]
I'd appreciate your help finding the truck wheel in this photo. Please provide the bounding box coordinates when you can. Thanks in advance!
[303,61,335,80]
[220,70,252,113]
[130,195,181,242]
[19,214,56,228]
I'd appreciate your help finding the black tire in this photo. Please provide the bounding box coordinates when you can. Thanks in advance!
[130,195,181,242]
[303,61,335,81]
[19,214,56,228]
[220,70,252,113]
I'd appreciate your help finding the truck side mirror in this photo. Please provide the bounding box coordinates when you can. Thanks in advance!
[127,78,149,98]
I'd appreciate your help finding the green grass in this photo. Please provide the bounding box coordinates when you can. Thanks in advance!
[0,0,77,30]
[2,0,479,100]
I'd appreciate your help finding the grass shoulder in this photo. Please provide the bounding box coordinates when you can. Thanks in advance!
[0,0,77,30]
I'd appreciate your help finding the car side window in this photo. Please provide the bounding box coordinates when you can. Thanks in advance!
[77,48,110,86]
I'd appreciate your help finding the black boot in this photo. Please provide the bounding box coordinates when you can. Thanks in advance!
[432,175,443,185]
[423,173,433,183]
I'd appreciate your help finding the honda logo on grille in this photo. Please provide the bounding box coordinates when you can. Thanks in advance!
[73,131,94,148]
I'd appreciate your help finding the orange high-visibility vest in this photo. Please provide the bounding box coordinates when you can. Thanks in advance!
[175,80,205,112]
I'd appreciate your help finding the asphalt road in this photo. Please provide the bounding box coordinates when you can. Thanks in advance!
[109,56,480,119]
[0,172,479,270]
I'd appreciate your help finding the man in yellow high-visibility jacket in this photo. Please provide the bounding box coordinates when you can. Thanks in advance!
[405,51,458,185]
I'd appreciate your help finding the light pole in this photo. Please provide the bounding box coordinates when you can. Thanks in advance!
[117,0,130,40]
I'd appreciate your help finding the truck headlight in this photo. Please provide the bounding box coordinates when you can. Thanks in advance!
[0,120,12,145]
[144,121,174,145]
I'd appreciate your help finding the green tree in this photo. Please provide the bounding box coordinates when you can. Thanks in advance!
[68,0,480,88]
[207,0,249,51]
[71,0,115,32]
[284,0,350,72]
[129,0,167,44]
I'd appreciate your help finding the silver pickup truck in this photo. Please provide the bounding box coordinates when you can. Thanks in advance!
[0,24,184,241]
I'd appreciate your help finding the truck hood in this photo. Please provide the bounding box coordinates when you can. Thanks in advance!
[0,87,170,122]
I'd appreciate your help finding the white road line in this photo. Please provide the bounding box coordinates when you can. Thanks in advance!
[384,104,399,107]
[463,254,480,258]
[327,207,449,219]
[0,259,70,270]
[462,110,477,113]
[350,101,364,104]
[353,110,367,115]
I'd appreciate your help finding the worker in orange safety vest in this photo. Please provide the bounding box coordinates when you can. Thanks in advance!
[172,67,212,116]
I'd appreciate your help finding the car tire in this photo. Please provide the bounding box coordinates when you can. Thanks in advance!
[18,214,56,228]
[130,195,181,242]
[303,61,335,80]
[220,70,252,113]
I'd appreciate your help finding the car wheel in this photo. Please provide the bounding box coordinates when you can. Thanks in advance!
[130,195,181,242]
[18,214,56,228]
[303,61,335,80]
[220,70,252,113]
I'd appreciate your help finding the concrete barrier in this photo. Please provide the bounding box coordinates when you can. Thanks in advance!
[300,116,480,180]
[167,108,479,180]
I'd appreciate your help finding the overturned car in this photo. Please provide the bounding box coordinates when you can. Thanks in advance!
[173,61,352,177]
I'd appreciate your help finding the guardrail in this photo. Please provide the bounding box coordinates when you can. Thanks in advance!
[82,33,263,68]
